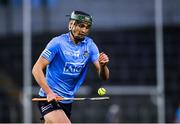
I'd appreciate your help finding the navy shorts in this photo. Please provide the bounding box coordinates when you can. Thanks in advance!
[38,97,72,120]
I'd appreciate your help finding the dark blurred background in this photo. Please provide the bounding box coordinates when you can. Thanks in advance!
[0,0,180,123]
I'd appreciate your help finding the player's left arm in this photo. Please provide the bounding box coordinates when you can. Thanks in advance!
[94,52,109,80]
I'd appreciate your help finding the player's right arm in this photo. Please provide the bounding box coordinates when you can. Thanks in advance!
[32,56,59,102]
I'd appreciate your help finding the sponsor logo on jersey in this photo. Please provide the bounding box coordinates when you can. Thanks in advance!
[63,62,85,75]
[63,51,80,58]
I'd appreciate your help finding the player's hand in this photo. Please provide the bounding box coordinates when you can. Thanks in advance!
[47,92,60,102]
[98,52,109,66]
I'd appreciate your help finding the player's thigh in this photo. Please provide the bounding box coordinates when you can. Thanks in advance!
[44,109,71,123]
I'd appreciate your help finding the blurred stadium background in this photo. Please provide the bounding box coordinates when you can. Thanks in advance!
[0,0,180,123]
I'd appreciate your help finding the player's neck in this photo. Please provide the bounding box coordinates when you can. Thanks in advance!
[70,32,80,44]
[72,38,79,45]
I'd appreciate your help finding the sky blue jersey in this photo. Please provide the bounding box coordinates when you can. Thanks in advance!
[39,32,99,103]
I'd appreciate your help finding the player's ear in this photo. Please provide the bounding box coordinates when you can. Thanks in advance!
[68,20,75,30]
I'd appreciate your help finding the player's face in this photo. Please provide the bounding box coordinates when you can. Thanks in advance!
[71,21,91,40]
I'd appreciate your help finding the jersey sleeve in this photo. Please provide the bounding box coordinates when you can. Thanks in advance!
[89,41,99,63]
[41,37,59,62]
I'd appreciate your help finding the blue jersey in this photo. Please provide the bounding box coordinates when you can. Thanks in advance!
[39,32,99,103]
